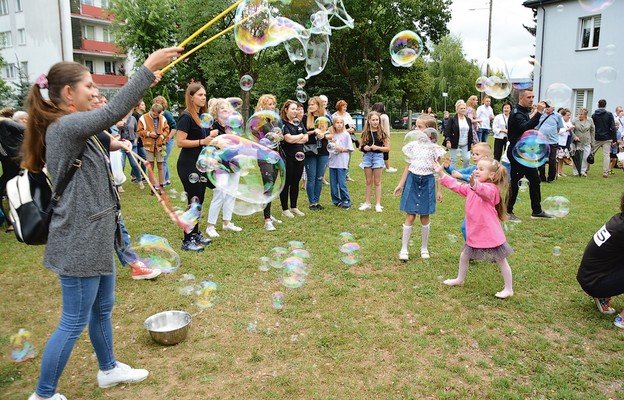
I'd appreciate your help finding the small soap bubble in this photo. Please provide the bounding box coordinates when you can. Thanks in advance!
[227,97,243,111]
[518,177,530,192]
[553,246,561,256]
[247,321,258,333]
[200,113,214,129]
[179,273,196,282]
[327,142,336,152]
[475,76,488,93]
[188,173,199,183]
[290,334,299,342]
[193,280,218,308]
[447,234,457,243]
[296,90,308,103]
[409,239,414,247]
[9,329,37,362]
[259,256,271,272]
[292,118,301,126]
[281,257,308,288]
[295,152,305,161]
[503,222,515,234]
[542,196,571,218]
[168,188,178,199]
[578,0,614,12]
[314,116,331,134]
[605,44,616,56]
[339,232,355,243]
[595,66,617,84]
[340,242,361,265]
[287,240,305,251]
[270,247,289,269]
[556,4,564,11]
[180,191,188,202]
[296,78,306,87]
[240,74,254,91]
[272,292,285,309]
[389,30,422,67]
[424,127,439,144]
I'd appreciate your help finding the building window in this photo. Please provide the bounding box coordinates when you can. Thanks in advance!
[0,0,8,15]
[102,27,112,42]
[19,61,27,77]
[85,60,94,74]
[101,0,110,8]
[15,0,22,12]
[17,28,25,45]
[104,61,114,74]
[83,24,95,40]
[579,15,600,49]
[0,31,12,47]
[4,63,16,79]
[574,89,594,117]
[81,0,93,5]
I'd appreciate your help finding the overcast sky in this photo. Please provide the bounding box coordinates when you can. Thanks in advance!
[447,0,536,67]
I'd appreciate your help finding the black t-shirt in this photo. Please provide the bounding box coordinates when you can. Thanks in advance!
[281,120,305,157]
[577,213,624,289]
[302,115,329,156]
[362,131,384,153]
[177,111,206,162]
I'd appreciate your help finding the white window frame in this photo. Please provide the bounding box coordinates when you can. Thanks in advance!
[0,0,9,15]
[85,59,94,74]
[17,28,25,45]
[15,0,22,12]
[104,61,114,74]
[101,0,110,8]
[573,89,594,117]
[4,63,17,79]
[578,15,601,50]
[81,0,93,5]
[83,24,95,40]
[0,31,12,47]
[102,27,111,42]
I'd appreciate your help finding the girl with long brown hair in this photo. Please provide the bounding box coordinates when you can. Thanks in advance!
[358,111,389,212]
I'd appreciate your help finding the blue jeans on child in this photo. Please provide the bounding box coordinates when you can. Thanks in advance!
[305,155,329,204]
[163,139,175,183]
[449,145,471,169]
[36,270,117,398]
[329,167,350,207]
[121,143,143,182]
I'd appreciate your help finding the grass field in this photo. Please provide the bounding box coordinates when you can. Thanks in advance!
[1,132,623,400]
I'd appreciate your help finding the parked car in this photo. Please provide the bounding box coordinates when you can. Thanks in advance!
[392,112,421,129]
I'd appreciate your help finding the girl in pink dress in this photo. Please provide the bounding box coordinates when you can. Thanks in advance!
[434,158,514,299]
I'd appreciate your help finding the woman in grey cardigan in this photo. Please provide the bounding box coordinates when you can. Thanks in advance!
[22,47,181,400]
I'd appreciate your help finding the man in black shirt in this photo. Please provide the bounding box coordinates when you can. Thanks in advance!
[590,99,617,178]
[506,89,552,222]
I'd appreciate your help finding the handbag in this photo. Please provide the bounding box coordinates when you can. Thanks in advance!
[587,153,595,164]
[350,133,360,148]
[303,142,318,155]
[6,157,83,245]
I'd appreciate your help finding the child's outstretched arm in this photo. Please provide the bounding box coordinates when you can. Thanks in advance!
[393,165,410,196]
[434,160,470,197]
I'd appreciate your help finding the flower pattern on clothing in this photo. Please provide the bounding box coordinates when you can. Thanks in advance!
[403,135,447,175]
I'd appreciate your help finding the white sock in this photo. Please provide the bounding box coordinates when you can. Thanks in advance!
[496,258,514,297]
[421,223,430,250]
[401,224,413,253]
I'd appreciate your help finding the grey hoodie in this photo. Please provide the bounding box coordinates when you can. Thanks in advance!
[44,66,154,277]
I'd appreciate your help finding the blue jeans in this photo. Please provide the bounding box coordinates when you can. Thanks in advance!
[36,271,117,398]
[304,155,328,204]
[114,214,135,267]
[163,138,175,182]
[478,128,490,143]
[137,145,147,173]
[450,145,471,169]
[329,168,350,206]
[121,143,142,182]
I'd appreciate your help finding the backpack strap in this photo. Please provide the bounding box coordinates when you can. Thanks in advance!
[46,150,85,213]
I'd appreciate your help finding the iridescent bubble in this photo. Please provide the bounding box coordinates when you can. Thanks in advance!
[168,188,178,199]
[327,142,336,152]
[206,135,285,205]
[287,240,305,252]
[9,329,37,363]
[270,246,288,269]
[296,90,308,103]
[193,280,218,309]
[121,234,181,273]
[226,111,245,136]
[289,248,310,259]
[314,116,331,134]
[424,127,439,144]
[447,234,457,244]
[556,4,564,11]
[484,75,512,99]
[389,30,423,67]
[595,66,618,84]
[545,83,573,109]
[177,198,202,234]
[180,191,188,202]
[512,130,550,168]
[281,257,308,288]
[402,130,431,163]
[188,173,199,183]
[305,33,330,78]
[240,74,254,91]
[233,199,266,216]
[292,118,301,125]
[518,177,530,192]
[295,151,305,161]
[340,242,361,265]
[200,113,214,129]
[510,57,541,90]
[259,256,271,271]
[605,44,616,56]
[196,146,220,173]
[480,57,509,78]
[296,78,306,87]
[339,231,355,243]
[542,196,571,218]
[245,110,283,146]
[227,97,243,111]
[475,76,488,93]
[272,291,285,309]
[553,246,561,256]
[578,0,614,12]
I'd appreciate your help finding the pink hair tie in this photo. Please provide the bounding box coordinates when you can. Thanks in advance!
[35,73,48,89]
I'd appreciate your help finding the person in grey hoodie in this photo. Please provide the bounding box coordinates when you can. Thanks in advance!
[591,99,617,177]
[21,47,181,400]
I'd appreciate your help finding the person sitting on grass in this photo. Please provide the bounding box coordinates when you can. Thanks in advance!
[577,193,624,328]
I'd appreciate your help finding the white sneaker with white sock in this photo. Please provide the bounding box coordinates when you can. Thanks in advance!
[97,361,149,388]
[29,393,67,400]
[206,226,220,237]
[375,204,383,212]
[264,221,276,231]
[358,202,371,211]
[223,223,242,232]
[270,215,282,224]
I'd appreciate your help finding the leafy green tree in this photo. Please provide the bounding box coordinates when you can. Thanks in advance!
[12,65,31,109]
[0,56,13,107]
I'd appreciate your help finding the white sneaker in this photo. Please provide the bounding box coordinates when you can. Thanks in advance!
[386,167,398,173]
[29,394,67,400]
[205,226,220,238]
[282,210,295,218]
[290,208,305,216]
[399,250,409,261]
[270,215,282,224]
[358,162,364,169]
[420,249,430,259]
[358,202,371,211]
[223,223,242,232]
[97,361,149,389]
[264,221,276,231]
[375,204,383,212]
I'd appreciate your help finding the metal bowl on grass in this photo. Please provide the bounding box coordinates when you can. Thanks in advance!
[144,310,191,345]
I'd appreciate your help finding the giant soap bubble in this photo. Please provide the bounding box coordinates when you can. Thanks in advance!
[389,30,423,68]
[512,130,550,168]
[245,110,283,148]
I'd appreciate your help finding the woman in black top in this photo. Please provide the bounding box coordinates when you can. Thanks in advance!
[176,83,217,251]
[280,100,309,218]
[303,96,331,210]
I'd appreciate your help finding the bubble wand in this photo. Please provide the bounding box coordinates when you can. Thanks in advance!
[178,0,243,48]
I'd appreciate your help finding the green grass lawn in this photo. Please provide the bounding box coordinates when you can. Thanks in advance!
[1,132,623,399]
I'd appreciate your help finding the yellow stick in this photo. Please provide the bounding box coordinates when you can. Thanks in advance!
[178,0,244,48]
[160,6,266,74]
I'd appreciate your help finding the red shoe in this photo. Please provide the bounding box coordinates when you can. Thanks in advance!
[130,261,162,280]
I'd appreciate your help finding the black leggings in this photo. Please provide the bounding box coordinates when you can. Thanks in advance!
[280,154,305,210]
[177,155,207,241]
[493,138,507,161]
[259,160,277,220]
[579,269,624,298]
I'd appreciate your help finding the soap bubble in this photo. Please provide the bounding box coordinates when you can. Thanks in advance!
[9,329,37,362]
[475,76,488,93]
[296,78,306,87]
[542,196,571,218]
[578,0,614,12]
[121,234,181,273]
[605,44,616,56]
[480,57,509,78]
[289,248,310,259]
[509,57,541,90]
[512,130,550,168]
[240,74,254,91]
[447,234,457,244]
[272,292,285,309]
[295,151,305,161]
[259,256,271,271]
[424,127,439,144]
[327,142,336,152]
[232,199,266,216]
[305,33,330,78]
[484,75,512,99]
[545,83,573,109]
[518,177,530,192]
[595,66,617,83]
[188,173,199,183]
[180,191,188,202]
[225,111,245,136]
[245,110,283,146]
[281,256,308,288]
[287,240,305,252]
[389,30,423,67]
[553,246,561,256]
[200,113,214,129]
[296,90,308,103]
[193,280,218,309]
[168,188,178,199]
[177,198,202,234]
[292,118,301,126]
[227,97,243,111]
[340,242,361,265]
[314,116,331,134]
[556,4,564,11]
[339,231,355,243]
[270,246,288,269]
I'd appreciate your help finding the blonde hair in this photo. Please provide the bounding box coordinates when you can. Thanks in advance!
[418,114,437,129]
[472,142,491,155]
[306,96,326,130]
[209,98,234,122]
[152,95,168,110]
[479,158,508,221]
[255,94,277,112]
[360,111,388,146]
[455,100,466,112]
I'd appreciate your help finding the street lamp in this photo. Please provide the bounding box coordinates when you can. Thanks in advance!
[442,92,448,112]
[469,0,493,62]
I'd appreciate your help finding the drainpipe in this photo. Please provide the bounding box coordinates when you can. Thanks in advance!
[57,0,65,61]
[538,1,546,99]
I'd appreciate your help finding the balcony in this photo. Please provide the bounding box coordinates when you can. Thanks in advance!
[92,74,128,87]
[80,4,115,21]
[77,39,123,55]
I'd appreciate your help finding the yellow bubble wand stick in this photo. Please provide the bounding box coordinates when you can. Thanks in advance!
[161,4,267,74]
[178,0,243,48]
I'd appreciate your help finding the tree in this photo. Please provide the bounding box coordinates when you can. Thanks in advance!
[13,64,31,109]
[427,35,480,112]
[0,56,13,107]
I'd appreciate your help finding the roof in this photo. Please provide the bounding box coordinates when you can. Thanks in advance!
[522,0,564,8]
